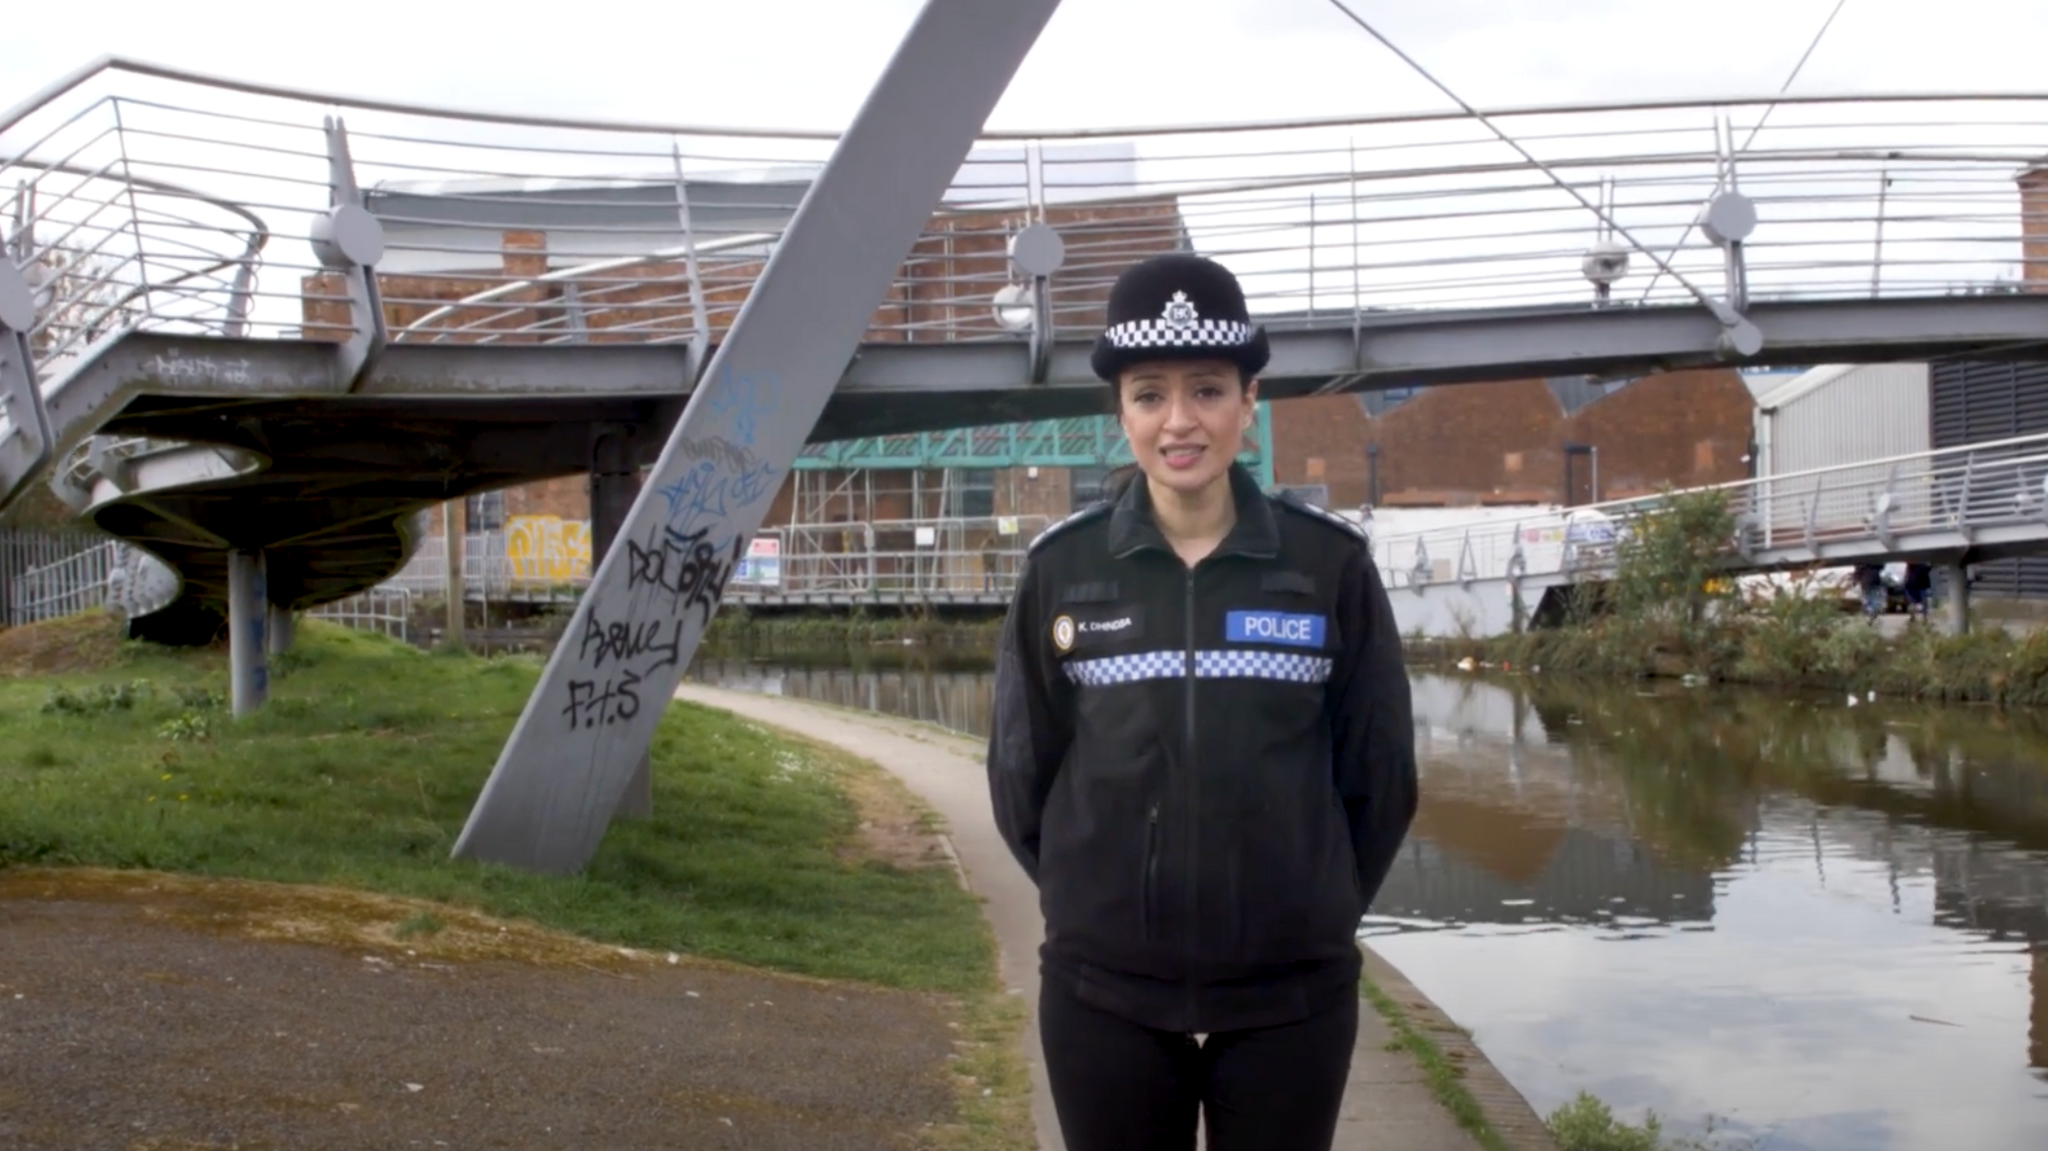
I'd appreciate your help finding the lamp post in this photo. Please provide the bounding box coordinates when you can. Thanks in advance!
[991,222,1064,381]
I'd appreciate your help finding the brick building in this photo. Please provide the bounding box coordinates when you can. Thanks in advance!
[1266,368,1758,511]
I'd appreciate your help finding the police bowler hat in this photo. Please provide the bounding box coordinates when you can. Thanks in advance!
[1090,252,1271,383]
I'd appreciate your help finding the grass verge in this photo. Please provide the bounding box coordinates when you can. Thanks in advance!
[0,611,1037,1151]
[1359,969,1514,1151]
[0,614,986,989]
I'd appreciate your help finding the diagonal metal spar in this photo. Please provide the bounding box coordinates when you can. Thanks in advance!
[452,0,1068,873]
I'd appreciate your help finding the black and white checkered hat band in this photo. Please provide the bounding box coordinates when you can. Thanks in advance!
[1103,317,1253,351]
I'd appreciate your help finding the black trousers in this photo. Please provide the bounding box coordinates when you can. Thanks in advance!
[1038,974,1358,1151]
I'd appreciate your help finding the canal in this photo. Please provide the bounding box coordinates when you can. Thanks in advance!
[688,649,2048,1151]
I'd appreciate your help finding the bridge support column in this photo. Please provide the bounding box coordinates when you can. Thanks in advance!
[227,550,269,717]
[1942,560,1970,636]
[267,604,295,656]
[443,499,465,648]
[590,427,651,822]
[451,0,1067,874]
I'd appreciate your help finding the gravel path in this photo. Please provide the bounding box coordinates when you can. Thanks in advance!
[0,871,962,1151]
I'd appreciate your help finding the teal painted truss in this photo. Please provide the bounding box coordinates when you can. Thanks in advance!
[798,403,1276,487]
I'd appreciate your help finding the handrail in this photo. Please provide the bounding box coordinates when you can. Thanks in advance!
[10,54,2048,146]
[3,156,271,245]
[1369,427,2048,586]
[1381,425,2048,542]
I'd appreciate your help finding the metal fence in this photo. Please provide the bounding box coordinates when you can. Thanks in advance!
[764,515,1051,600]
[0,527,106,624]
[3,536,123,625]
[306,585,414,643]
[375,514,1054,606]
[1370,427,2048,588]
[381,532,587,607]
[2,529,183,627]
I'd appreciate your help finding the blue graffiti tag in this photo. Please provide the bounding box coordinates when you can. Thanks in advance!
[706,366,780,447]
[655,458,782,537]
[726,458,778,508]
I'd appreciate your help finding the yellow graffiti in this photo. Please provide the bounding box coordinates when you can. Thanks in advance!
[504,515,592,582]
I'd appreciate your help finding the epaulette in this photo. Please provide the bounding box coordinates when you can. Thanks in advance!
[1028,500,1112,554]
[1269,489,1370,543]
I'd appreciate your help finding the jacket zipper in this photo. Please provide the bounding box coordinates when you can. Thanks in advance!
[1141,802,1161,942]
[1181,563,1200,1032]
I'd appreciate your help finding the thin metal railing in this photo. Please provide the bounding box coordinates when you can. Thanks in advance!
[5,59,2046,389]
[354,515,1054,607]
[1,535,175,625]
[1370,428,2048,589]
[306,585,412,642]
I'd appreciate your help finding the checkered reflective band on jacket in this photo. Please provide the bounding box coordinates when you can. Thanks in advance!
[1063,649,1334,687]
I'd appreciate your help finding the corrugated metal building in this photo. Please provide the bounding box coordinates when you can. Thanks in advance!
[1746,363,1931,543]
[1930,360,2048,600]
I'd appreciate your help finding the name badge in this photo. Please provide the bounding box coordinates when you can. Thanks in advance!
[1226,610,1326,649]
[1053,605,1146,654]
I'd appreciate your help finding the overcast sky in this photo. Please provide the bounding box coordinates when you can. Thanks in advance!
[6,0,2048,132]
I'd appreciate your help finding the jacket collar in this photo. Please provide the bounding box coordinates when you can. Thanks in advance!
[1108,462,1279,562]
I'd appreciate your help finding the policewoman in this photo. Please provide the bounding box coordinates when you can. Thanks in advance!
[987,252,1419,1151]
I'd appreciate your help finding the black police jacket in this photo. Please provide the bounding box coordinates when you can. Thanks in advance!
[987,464,1418,1034]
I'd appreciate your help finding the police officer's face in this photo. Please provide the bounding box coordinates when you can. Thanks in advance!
[1116,359,1258,495]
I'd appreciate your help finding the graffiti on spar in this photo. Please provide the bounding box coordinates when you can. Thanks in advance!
[501,516,781,587]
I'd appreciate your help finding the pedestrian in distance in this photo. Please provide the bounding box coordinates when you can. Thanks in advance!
[1854,562,1887,622]
[986,252,1420,1151]
[1903,561,1933,621]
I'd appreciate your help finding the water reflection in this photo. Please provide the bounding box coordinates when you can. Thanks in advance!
[689,648,997,739]
[687,650,2048,1149]
[1380,674,2048,1151]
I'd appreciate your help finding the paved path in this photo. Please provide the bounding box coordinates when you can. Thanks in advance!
[674,684,1558,1151]
[0,869,961,1151]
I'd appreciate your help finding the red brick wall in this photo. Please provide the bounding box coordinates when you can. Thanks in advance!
[1564,370,1754,499]
[1268,394,1374,505]
[2020,168,2048,286]
[1268,369,1755,509]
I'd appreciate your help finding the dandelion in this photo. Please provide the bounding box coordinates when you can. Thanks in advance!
[160,773,172,781]
[177,794,189,802]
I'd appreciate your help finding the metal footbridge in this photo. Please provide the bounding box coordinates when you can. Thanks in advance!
[1371,428,2048,637]
[9,10,2048,870]
[9,60,2048,638]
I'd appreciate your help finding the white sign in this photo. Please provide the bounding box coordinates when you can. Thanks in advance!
[734,535,782,586]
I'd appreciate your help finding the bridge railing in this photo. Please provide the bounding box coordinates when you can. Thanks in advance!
[765,514,1052,599]
[362,513,1053,607]
[1371,429,2048,588]
[2,534,177,625]
[7,58,2047,392]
